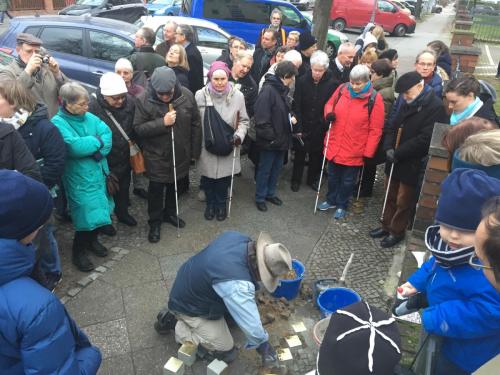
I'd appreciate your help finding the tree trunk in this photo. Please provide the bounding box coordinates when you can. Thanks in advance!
[415,0,423,19]
[312,0,334,50]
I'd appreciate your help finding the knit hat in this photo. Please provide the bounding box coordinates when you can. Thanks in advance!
[436,168,500,231]
[318,301,401,375]
[363,32,378,49]
[100,72,128,96]
[0,170,53,240]
[115,58,133,72]
[207,61,231,80]
[299,31,317,51]
[150,66,177,93]
[395,71,422,94]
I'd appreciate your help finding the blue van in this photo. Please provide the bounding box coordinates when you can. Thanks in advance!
[180,0,311,45]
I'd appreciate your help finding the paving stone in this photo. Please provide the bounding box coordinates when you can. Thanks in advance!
[77,276,93,287]
[103,261,117,268]
[119,249,130,255]
[112,254,124,261]
[95,266,107,273]
[83,318,130,359]
[67,287,81,297]
[89,272,100,281]
[97,353,135,375]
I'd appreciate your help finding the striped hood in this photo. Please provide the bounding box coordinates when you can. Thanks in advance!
[425,225,475,268]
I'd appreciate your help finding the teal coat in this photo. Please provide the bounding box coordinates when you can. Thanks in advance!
[52,109,114,231]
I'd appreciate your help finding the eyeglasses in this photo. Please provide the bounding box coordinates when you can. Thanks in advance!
[417,62,435,68]
[469,254,493,271]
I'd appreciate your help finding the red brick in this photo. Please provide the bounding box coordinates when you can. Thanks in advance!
[416,206,436,221]
[425,169,448,183]
[419,194,438,209]
[428,156,450,171]
[422,182,441,196]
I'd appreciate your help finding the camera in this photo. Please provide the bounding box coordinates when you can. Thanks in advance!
[41,55,50,64]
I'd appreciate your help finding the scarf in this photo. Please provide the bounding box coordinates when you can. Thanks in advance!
[0,109,30,130]
[425,225,475,268]
[450,96,484,125]
[348,81,371,98]
[207,82,230,97]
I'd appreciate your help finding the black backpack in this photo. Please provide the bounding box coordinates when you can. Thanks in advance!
[203,101,235,157]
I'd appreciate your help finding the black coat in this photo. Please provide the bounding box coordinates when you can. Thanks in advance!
[171,66,190,91]
[294,69,340,151]
[216,49,233,69]
[129,46,166,77]
[185,43,204,94]
[254,74,292,151]
[251,46,275,83]
[475,98,499,125]
[229,73,258,118]
[17,104,65,188]
[329,60,350,83]
[298,52,311,77]
[383,86,448,186]
[0,122,41,181]
[88,91,136,177]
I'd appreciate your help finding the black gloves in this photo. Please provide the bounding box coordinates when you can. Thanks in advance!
[386,149,397,163]
[256,341,277,366]
[325,112,336,123]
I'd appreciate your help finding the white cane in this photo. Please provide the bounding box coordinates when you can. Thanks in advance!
[169,104,180,238]
[380,127,403,222]
[228,111,240,218]
[314,121,333,214]
[356,164,365,201]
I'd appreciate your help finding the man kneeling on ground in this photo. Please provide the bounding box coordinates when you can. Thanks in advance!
[154,231,292,366]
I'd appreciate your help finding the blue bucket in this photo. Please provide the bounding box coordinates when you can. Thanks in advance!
[317,287,361,318]
[272,259,305,300]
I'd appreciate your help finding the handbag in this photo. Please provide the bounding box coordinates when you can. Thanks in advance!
[105,109,146,174]
[203,95,235,156]
[106,172,120,196]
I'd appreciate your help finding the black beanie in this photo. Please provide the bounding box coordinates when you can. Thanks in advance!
[379,49,398,61]
[299,31,317,51]
[318,301,402,375]
[395,71,422,94]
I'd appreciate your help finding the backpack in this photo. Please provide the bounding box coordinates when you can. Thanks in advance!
[333,83,378,118]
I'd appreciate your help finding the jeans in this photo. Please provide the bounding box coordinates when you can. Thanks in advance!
[201,176,231,209]
[326,161,360,210]
[255,150,285,203]
[148,180,178,226]
[38,223,62,275]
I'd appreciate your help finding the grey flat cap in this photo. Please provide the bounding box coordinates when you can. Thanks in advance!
[16,33,43,46]
[150,66,177,93]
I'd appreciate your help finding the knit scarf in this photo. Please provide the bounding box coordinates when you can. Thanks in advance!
[348,81,371,98]
[207,82,230,97]
[0,109,30,130]
[450,96,484,125]
[425,225,475,268]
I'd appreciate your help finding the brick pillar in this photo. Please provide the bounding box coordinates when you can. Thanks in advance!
[454,20,473,31]
[450,45,481,74]
[44,0,54,11]
[451,29,475,47]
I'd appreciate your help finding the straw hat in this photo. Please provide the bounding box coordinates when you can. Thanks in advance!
[256,232,292,292]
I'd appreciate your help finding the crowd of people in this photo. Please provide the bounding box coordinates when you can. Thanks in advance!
[0,9,499,375]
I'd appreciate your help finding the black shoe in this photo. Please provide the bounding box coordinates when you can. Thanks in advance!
[256,202,268,212]
[99,224,116,237]
[148,225,161,243]
[369,227,389,238]
[154,308,177,335]
[216,207,227,221]
[291,182,300,192]
[204,206,215,220]
[117,214,137,227]
[163,214,186,228]
[266,196,283,206]
[380,234,405,248]
[89,239,109,257]
[133,188,148,199]
[72,249,94,272]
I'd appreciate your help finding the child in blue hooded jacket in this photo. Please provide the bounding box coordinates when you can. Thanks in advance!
[398,168,500,374]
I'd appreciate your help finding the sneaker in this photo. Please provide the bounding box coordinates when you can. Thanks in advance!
[317,201,335,211]
[334,208,346,219]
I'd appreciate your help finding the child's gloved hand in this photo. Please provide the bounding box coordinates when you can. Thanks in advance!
[398,282,417,297]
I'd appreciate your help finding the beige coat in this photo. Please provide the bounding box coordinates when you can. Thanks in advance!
[195,83,248,179]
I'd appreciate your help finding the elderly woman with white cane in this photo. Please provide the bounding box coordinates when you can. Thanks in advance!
[196,61,248,221]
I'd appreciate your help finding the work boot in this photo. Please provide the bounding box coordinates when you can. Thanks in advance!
[216,207,227,221]
[72,233,94,272]
[89,230,108,257]
[154,307,178,335]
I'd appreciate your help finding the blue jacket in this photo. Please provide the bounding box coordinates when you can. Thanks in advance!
[408,251,500,372]
[0,238,101,374]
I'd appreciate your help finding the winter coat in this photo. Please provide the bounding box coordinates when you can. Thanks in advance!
[88,91,135,177]
[155,40,172,59]
[185,43,204,94]
[437,53,452,77]
[0,60,68,118]
[128,46,166,77]
[0,238,102,374]
[407,229,500,373]
[323,84,385,166]
[329,59,351,83]
[229,73,258,118]
[297,52,311,77]
[195,83,248,179]
[216,49,233,69]
[372,75,395,117]
[17,103,65,188]
[425,72,443,98]
[0,122,41,181]
[134,83,202,183]
[251,46,275,83]
[127,82,144,98]
[52,108,114,231]
[171,65,190,91]
[294,69,340,152]
[0,0,9,12]
[383,86,448,186]
[471,97,498,125]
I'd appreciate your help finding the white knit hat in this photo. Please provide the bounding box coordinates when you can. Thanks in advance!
[114,58,133,72]
[99,72,128,96]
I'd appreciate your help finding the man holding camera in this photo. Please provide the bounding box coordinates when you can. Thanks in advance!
[0,33,68,117]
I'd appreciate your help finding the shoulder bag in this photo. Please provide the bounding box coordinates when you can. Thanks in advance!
[203,93,235,156]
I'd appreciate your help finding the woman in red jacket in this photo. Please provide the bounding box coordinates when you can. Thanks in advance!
[318,64,385,219]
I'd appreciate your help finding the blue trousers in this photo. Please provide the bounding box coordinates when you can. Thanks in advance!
[201,176,231,209]
[326,161,360,210]
[255,150,285,203]
[38,223,62,276]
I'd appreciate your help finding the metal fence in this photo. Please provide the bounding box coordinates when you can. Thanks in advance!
[10,0,75,11]
[472,15,500,44]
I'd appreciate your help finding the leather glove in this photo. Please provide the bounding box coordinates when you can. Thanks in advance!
[256,341,277,367]
[386,149,397,163]
[233,135,242,147]
[325,112,336,123]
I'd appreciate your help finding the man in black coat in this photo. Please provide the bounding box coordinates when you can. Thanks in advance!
[254,61,298,212]
[292,51,340,192]
[155,20,178,58]
[297,32,318,77]
[251,29,278,84]
[129,27,166,77]
[370,72,447,248]
[175,24,204,94]
[329,42,356,83]
[216,36,247,70]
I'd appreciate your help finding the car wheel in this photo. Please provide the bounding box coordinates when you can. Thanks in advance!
[326,42,336,59]
[331,18,346,32]
[392,24,407,37]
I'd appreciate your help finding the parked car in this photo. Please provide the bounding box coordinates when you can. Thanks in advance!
[473,5,498,15]
[180,0,311,45]
[289,0,311,11]
[136,15,236,65]
[330,0,416,37]
[391,0,413,16]
[302,13,348,59]
[59,0,147,24]
[146,0,182,16]
[0,15,137,88]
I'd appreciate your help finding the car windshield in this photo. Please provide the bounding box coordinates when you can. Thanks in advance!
[150,0,174,4]
[76,0,105,6]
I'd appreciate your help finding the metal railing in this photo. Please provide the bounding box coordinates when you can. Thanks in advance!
[472,15,500,44]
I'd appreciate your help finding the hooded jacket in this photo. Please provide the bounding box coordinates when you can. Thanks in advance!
[0,122,41,181]
[0,238,101,374]
[372,74,395,117]
[128,45,166,78]
[17,103,65,188]
[407,228,500,373]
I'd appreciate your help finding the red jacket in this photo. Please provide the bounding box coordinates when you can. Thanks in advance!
[323,84,385,166]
